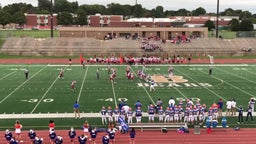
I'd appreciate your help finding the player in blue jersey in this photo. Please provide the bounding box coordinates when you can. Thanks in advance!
[107,106,113,123]
[68,127,76,144]
[148,104,155,122]
[158,106,164,122]
[135,107,142,123]
[101,106,107,125]
[127,108,134,124]
[78,134,88,144]
[113,107,120,123]
[28,129,36,144]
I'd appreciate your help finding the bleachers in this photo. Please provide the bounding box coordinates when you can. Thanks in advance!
[0,37,255,57]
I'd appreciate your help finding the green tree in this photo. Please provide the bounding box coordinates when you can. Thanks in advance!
[204,20,215,31]
[12,12,26,26]
[74,8,87,26]
[229,19,240,31]
[153,6,165,18]
[38,0,52,12]
[133,4,144,17]
[57,11,73,25]
[0,10,11,28]
[192,7,206,16]
[239,11,252,19]
[175,8,190,16]
[239,19,253,31]
[54,0,78,13]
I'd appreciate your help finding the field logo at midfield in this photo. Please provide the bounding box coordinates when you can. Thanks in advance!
[151,74,188,83]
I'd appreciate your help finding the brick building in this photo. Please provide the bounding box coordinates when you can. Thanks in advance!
[24,13,58,29]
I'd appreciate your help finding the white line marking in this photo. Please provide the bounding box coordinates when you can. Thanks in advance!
[111,81,118,107]
[0,71,16,81]
[30,74,59,113]
[130,66,156,106]
[77,66,89,102]
[0,66,47,103]
[175,68,228,102]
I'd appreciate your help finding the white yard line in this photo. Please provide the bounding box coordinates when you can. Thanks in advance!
[0,71,16,81]
[30,75,60,113]
[77,66,89,102]
[111,81,118,107]
[0,66,47,104]
[130,66,156,106]
[200,69,255,98]
[175,68,228,102]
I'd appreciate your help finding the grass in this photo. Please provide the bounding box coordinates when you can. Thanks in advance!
[0,30,59,38]
[0,64,256,130]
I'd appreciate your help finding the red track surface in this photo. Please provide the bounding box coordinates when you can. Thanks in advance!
[1,128,256,144]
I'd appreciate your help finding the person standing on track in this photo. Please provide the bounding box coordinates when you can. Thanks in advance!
[68,127,76,144]
[130,128,136,144]
[14,120,22,142]
[73,101,81,119]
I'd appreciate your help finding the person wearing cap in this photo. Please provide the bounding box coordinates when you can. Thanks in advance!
[5,129,13,143]
[68,127,76,144]
[28,129,36,144]
[238,105,244,124]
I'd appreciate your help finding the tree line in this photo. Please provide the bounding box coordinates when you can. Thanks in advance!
[0,0,255,31]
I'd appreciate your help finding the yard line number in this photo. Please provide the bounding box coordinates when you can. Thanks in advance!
[22,98,54,103]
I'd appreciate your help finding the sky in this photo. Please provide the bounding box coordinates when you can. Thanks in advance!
[1,0,256,14]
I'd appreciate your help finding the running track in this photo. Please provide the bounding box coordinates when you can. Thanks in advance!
[1,128,256,144]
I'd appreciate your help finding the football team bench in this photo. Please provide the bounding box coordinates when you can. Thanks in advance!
[123,122,186,132]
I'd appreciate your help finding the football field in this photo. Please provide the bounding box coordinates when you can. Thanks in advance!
[0,64,256,116]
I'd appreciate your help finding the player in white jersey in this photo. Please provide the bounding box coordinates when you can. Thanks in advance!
[150,80,155,92]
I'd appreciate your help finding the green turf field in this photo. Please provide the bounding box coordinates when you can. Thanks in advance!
[0,64,255,114]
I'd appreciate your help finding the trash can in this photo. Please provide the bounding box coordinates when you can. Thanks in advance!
[194,125,200,134]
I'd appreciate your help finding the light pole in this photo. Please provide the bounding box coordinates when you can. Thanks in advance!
[50,0,54,38]
[216,0,219,38]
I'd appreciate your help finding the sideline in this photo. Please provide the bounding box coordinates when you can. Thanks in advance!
[0,112,251,119]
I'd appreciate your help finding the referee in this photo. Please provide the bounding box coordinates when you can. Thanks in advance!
[24,68,29,80]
